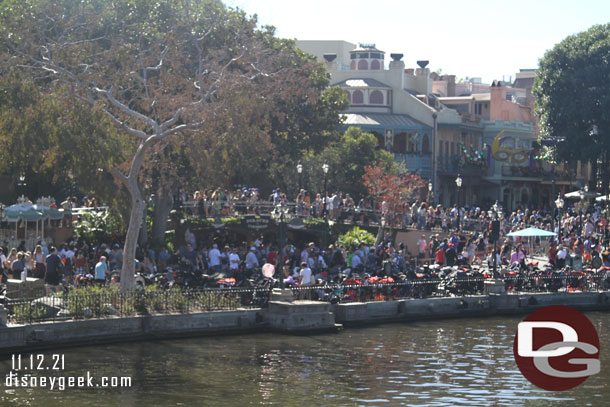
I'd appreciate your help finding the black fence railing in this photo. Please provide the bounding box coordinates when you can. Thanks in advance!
[179,199,508,233]
[6,272,610,325]
[5,287,270,325]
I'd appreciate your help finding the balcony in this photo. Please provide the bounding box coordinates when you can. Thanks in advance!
[393,153,431,178]
[437,155,486,176]
[501,165,543,178]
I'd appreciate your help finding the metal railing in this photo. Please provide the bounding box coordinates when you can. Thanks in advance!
[6,272,609,325]
[178,199,503,233]
[5,287,269,325]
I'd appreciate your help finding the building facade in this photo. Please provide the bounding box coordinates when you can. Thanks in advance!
[296,40,582,211]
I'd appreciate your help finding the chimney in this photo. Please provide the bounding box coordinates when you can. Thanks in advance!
[490,79,508,121]
[389,52,405,90]
[443,75,456,97]
[415,60,431,94]
[323,53,337,71]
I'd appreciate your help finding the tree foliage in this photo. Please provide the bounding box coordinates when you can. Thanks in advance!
[300,127,398,199]
[533,23,610,165]
[362,162,426,212]
[336,226,375,251]
[0,74,128,203]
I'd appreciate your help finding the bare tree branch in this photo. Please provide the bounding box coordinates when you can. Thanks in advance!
[95,87,160,135]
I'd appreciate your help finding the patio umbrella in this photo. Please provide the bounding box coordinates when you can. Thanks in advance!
[564,190,600,200]
[507,227,557,237]
[507,227,556,260]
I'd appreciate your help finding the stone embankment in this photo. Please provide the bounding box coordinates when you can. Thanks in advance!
[1,289,609,353]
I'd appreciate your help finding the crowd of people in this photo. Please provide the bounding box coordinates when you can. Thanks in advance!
[1,185,609,295]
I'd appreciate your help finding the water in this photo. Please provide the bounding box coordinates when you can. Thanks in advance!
[1,312,609,406]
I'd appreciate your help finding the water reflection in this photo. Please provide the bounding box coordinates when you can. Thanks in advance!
[0,313,608,406]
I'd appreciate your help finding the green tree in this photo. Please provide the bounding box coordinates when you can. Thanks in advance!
[0,75,128,206]
[301,127,399,199]
[0,0,296,290]
[533,23,610,191]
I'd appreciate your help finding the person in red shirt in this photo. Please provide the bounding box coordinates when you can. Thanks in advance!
[267,245,278,266]
[435,247,445,265]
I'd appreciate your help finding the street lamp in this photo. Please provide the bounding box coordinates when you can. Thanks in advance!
[322,162,329,217]
[428,181,433,204]
[455,174,462,231]
[489,201,503,277]
[272,201,292,289]
[554,194,564,234]
[296,161,303,192]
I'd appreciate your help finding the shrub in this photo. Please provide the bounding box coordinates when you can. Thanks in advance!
[336,226,376,251]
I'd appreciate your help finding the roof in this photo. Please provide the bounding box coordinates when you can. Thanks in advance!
[513,77,535,89]
[342,113,428,129]
[332,78,391,88]
[472,93,490,101]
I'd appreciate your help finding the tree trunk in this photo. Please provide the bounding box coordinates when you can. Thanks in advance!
[151,190,174,244]
[121,187,145,292]
[117,138,155,292]
[138,204,148,247]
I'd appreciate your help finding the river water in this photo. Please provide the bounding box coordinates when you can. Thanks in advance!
[1,312,609,407]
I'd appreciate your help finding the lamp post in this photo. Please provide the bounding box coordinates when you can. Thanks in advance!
[296,161,303,192]
[428,181,433,204]
[455,174,462,231]
[322,162,329,217]
[272,201,291,290]
[554,194,564,235]
[489,200,502,278]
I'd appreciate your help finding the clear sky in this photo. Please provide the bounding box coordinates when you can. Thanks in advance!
[224,0,609,84]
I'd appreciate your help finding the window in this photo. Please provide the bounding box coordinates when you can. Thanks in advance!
[369,90,383,104]
[475,103,482,115]
[350,61,356,70]
[407,134,417,153]
[357,60,368,70]
[422,134,430,154]
[344,90,351,103]
[370,53,381,59]
[358,53,369,58]
[370,60,381,70]
[352,90,364,104]
[394,133,407,153]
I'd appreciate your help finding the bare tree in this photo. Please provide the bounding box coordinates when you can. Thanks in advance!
[3,0,275,290]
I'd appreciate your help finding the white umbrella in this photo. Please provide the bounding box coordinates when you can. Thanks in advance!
[564,190,600,200]
[507,227,557,237]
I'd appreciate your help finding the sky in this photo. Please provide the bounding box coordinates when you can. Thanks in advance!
[224,0,609,84]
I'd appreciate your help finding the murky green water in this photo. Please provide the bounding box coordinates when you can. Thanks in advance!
[1,312,609,406]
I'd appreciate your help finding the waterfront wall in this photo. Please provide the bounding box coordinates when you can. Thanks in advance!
[333,292,610,325]
[0,310,264,353]
[1,291,609,353]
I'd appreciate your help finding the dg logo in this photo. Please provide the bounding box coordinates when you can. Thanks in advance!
[513,305,600,391]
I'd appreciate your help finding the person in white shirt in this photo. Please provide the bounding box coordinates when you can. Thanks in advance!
[556,245,568,268]
[228,248,240,271]
[208,244,221,272]
[298,262,312,300]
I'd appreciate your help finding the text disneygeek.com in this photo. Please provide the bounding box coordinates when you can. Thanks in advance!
[5,371,132,391]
